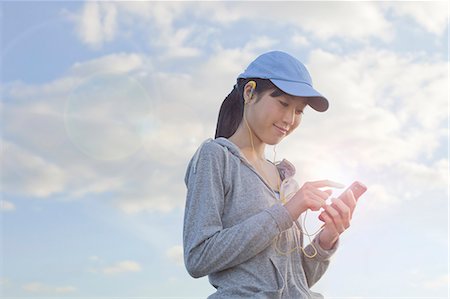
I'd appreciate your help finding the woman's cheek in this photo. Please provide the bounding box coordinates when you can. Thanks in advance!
[288,118,301,134]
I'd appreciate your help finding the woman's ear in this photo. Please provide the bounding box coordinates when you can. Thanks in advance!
[244,81,256,104]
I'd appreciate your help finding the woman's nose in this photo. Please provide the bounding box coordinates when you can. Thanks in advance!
[282,109,296,126]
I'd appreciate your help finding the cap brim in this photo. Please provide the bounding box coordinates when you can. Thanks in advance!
[270,79,329,112]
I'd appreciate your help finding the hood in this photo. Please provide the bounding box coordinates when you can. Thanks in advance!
[189,137,296,181]
[214,137,247,163]
[214,137,296,181]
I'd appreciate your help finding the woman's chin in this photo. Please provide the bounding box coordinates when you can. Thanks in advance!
[265,136,284,146]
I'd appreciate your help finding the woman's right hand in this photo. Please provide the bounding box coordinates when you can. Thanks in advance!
[283,180,344,220]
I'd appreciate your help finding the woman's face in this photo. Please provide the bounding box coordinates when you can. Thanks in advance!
[246,89,308,145]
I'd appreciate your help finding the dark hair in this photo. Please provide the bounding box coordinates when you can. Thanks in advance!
[214,78,285,139]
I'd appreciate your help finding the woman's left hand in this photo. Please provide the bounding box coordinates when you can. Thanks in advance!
[318,189,357,250]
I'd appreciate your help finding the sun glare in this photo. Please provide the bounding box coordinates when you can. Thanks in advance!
[308,159,354,198]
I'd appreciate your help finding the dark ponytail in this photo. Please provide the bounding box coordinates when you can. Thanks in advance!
[214,78,282,139]
[214,82,244,139]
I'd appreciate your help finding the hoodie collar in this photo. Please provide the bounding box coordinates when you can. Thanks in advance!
[213,137,296,180]
[213,137,245,161]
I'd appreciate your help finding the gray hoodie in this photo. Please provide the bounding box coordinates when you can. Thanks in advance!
[183,137,338,298]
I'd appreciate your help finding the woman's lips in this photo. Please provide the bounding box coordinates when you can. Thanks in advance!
[274,125,288,135]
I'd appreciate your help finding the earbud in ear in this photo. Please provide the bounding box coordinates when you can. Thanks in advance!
[246,81,257,104]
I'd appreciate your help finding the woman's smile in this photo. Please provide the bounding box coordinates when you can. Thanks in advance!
[274,124,288,135]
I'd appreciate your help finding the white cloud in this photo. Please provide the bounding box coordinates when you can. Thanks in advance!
[0,277,11,287]
[71,2,395,58]
[305,48,447,163]
[114,159,187,214]
[292,34,310,47]
[197,2,393,41]
[193,2,246,25]
[116,1,200,60]
[385,2,449,35]
[0,56,161,208]
[117,193,180,214]
[423,274,449,289]
[243,36,279,53]
[157,26,202,59]
[116,1,186,29]
[10,118,126,197]
[23,282,76,294]
[64,74,151,161]
[281,2,392,41]
[362,183,401,211]
[0,200,15,211]
[71,177,124,198]
[89,255,101,262]
[69,53,145,77]
[6,77,81,100]
[88,259,142,275]
[1,53,159,201]
[72,2,201,58]
[1,141,67,198]
[75,1,118,49]
[101,260,142,275]
[166,245,184,266]
[396,159,448,190]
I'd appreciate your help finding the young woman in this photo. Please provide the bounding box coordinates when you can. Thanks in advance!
[183,51,358,298]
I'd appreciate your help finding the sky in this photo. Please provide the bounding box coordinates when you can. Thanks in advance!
[0,1,449,298]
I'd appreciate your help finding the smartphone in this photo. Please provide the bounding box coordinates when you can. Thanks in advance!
[318,181,367,222]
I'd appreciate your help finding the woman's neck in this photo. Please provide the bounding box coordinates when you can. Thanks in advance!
[228,123,266,164]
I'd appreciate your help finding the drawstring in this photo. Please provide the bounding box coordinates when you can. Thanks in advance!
[273,184,323,259]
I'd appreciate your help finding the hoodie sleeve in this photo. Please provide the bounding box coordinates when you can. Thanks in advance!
[301,229,339,287]
[183,141,294,278]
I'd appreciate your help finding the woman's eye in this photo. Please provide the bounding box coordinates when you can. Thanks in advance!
[279,100,303,115]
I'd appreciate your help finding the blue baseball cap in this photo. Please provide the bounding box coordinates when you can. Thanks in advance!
[237,51,329,112]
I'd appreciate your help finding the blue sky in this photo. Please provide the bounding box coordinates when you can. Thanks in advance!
[1,1,449,298]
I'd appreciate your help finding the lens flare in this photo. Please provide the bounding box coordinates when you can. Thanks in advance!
[64,72,152,161]
[307,159,353,198]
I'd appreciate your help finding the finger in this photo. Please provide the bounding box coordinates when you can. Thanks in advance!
[329,197,341,212]
[305,190,327,211]
[336,190,356,216]
[333,199,351,226]
[318,210,328,222]
[324,189,333,196]
[324,205,346,233]
[318,211,325,222]
[308,180,345,189]
[320,212,332,225]
[308,187,332,201]
[320,213,338,234]
[344,189,357,215]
